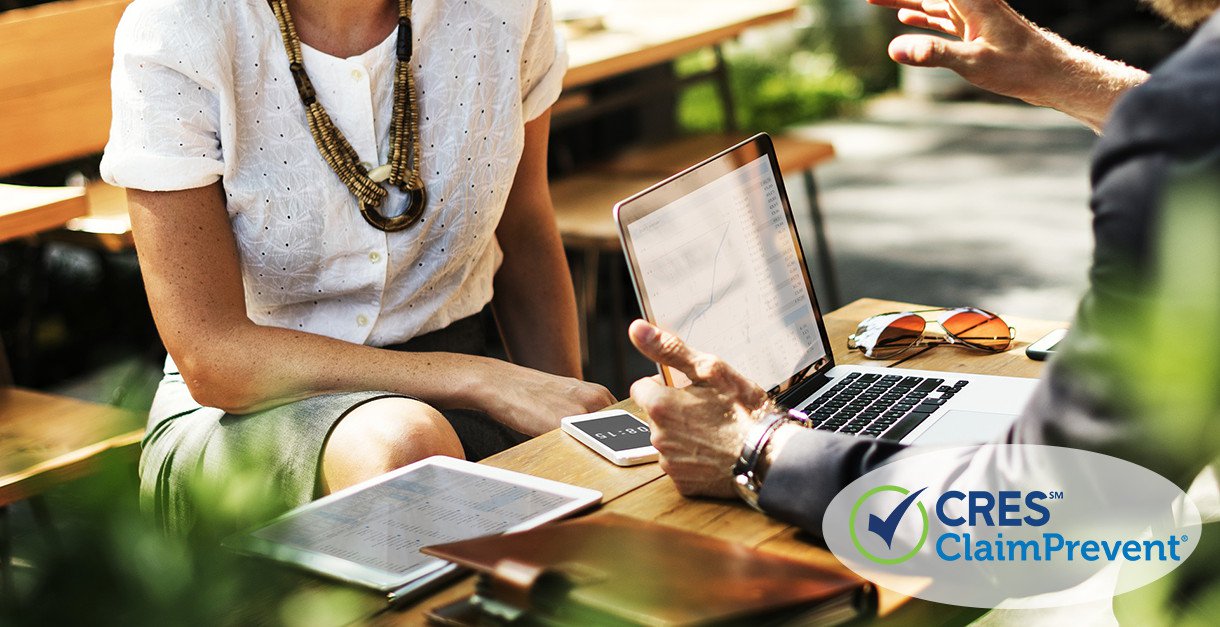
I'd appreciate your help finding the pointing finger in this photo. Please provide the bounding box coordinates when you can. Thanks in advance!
[629,320,705,383]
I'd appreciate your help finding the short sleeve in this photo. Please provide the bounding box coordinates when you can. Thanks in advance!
[519,0,568,122]
[100,1,226,192]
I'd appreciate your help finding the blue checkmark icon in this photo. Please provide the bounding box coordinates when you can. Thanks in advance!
[867,487,927,549]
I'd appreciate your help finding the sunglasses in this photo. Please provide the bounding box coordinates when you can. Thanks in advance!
[847,308,1015,359]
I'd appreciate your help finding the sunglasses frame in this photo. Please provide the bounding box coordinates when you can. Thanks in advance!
[847,308,1016,360]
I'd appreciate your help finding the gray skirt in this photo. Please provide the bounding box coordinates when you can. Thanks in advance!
[139,312,527,535]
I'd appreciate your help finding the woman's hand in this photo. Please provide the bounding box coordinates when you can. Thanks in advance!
[477,360,617,436]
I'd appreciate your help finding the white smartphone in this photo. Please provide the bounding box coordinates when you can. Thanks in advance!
[1026,328,1069,361]
[561,409,659,466]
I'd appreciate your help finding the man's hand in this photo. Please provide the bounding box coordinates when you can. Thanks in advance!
[868,0,1147,131]
[628,320,767,498]
[870,0,1051,98]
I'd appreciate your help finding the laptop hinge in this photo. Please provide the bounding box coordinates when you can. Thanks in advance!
[776,370,833,409]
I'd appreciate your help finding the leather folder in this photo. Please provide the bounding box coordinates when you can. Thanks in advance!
[422,513,875,626]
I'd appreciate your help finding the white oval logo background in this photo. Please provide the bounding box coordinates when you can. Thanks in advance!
[821,444,1203,608]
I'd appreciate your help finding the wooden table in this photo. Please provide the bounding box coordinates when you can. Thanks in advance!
[0,388,144,506]
[322,298,1063,625]
[0,184,87,243]
[562,0,799,89]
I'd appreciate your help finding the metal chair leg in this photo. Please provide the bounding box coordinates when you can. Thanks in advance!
[569,248,602,372]
[28,496,59,552]
[712,44,740,133]
[1,505,13,604]
[803,170,843,309]
[0,335,12,387]
[609,260,629,397]
[14,240,47,386]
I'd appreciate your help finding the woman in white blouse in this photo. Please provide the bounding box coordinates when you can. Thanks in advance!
[101,0,614,530]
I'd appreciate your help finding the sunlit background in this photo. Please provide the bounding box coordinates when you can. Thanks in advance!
[1,1,1211,623]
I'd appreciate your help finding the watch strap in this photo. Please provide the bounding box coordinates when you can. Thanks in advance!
[733,407,810,511]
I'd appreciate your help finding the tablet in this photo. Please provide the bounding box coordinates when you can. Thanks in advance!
[224,456,602,593]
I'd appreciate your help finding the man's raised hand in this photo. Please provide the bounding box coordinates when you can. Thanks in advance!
[866,0,1147,130]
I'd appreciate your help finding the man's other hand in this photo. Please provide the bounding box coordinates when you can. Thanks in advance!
[867,0,1147,130]
[628,320,767,499]
[869,0,1063,103]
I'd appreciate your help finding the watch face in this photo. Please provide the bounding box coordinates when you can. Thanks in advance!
[574,414,652,452]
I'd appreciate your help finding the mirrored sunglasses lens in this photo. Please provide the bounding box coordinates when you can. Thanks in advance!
[867,314,925,358]
[942,309,1012,351]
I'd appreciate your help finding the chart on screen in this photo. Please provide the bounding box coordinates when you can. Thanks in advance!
[627,156,826,390]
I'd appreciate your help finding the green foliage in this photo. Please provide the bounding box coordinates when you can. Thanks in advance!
[677,50,863,134]
[800,0,900,93]
[0,455,371,626]
[1076,159,1220,626]
[673,0,906,134]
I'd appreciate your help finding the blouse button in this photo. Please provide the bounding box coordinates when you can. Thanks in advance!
[351,68,364,81]
[369,251,381,263]
[356,314,369,327]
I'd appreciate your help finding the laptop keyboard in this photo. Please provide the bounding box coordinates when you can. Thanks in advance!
[802,372,969,441]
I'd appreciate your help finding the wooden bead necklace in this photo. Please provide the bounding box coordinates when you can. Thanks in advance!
[269,0,426,232]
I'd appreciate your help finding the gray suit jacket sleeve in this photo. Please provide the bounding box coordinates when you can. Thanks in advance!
[758,12,1220,539]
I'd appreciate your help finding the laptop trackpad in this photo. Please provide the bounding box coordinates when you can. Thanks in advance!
[912,410,1016,445]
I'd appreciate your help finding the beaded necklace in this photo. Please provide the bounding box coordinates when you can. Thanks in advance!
[269,0,425,232]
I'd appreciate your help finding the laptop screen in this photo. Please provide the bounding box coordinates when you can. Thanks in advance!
[618,136,830,393]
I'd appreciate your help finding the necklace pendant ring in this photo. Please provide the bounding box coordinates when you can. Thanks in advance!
[360,185,426,232]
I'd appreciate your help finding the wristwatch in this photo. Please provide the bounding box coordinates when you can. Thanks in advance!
[732,407,810,511]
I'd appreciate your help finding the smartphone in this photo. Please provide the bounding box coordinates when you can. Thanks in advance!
[561,409,659,466]
[1026,328,1069,361]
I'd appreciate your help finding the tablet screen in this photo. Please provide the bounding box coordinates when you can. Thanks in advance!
[227,457,601,590]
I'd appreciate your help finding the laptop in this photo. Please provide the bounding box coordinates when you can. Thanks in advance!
[614,133,1037,445]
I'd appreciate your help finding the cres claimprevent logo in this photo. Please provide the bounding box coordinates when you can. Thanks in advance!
[850,485,928,564]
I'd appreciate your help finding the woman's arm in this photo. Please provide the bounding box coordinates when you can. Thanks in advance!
[492,109,586,380]
[128,182,610,434]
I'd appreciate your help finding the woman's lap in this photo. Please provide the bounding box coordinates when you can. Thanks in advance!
[139,310,527,534]
[140,387,527,534]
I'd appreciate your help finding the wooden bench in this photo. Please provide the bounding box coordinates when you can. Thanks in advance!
[0,0,134,250]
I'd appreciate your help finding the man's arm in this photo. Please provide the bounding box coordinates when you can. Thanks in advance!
[630,307,1214,539]
[868,0,1148,131]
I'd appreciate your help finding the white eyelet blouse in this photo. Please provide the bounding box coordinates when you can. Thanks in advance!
[101,0,566,347]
